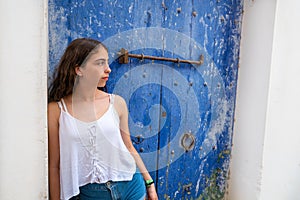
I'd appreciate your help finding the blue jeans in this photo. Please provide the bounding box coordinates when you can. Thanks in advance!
[70,172,146,200]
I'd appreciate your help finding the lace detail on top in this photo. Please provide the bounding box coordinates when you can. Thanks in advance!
[58,94,136,200]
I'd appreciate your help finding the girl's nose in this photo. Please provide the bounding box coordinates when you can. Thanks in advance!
[105,65,111,73]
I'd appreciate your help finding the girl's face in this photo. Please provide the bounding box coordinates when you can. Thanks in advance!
[78,46,111,88]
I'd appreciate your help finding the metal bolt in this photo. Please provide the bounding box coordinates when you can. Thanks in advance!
[135,135,144,144]
[183,183,192,195]
[220,16,225,23]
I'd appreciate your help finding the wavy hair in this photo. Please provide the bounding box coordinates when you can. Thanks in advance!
[48,38,107,102]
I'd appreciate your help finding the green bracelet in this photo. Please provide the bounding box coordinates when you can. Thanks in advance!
[145,179,154,187]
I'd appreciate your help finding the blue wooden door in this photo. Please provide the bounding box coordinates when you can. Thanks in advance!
[49,0,243,199]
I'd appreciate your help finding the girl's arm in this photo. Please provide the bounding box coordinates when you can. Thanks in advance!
[48,102,61,200]
[114,95,158,200]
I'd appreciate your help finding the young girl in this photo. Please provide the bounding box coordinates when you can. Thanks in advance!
[48,38,158,200]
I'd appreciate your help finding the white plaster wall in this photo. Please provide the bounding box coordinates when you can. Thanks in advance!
[227,0,277,199]
[260,0,300,199]
[228,0,300,199]
[0,0,48,199]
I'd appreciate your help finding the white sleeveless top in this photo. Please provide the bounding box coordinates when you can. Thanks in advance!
[58,94,136,200]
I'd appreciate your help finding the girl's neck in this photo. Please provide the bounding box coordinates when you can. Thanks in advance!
[72,85,106,102]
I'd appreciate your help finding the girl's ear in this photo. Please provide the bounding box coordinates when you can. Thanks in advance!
[75,65,83,76]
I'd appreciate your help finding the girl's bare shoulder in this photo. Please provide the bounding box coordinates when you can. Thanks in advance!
[48,101,61,120]
[113,94,126,105]
[112,94,128,115]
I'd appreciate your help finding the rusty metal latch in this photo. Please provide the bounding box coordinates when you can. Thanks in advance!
[181,132,196,152]
[118,48,204,65]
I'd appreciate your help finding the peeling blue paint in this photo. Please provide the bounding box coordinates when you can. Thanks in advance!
[48,0,244,199]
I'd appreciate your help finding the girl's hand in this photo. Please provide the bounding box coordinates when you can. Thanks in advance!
[146,184,158,200]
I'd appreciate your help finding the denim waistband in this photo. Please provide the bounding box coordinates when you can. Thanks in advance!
[77,172,146,200]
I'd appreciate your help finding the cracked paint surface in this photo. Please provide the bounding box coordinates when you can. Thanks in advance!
[49,0,243,199]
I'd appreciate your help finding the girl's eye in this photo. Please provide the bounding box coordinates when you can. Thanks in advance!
[97,61,106,66]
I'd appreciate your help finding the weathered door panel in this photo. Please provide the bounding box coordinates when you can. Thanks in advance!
[110,59,163,184]
[49,0,243,199]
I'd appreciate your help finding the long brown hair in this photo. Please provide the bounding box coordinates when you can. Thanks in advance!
[48,38,107,102]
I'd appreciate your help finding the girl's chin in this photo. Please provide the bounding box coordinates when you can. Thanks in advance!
[97,83,106,88]
[97,82,106,87]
